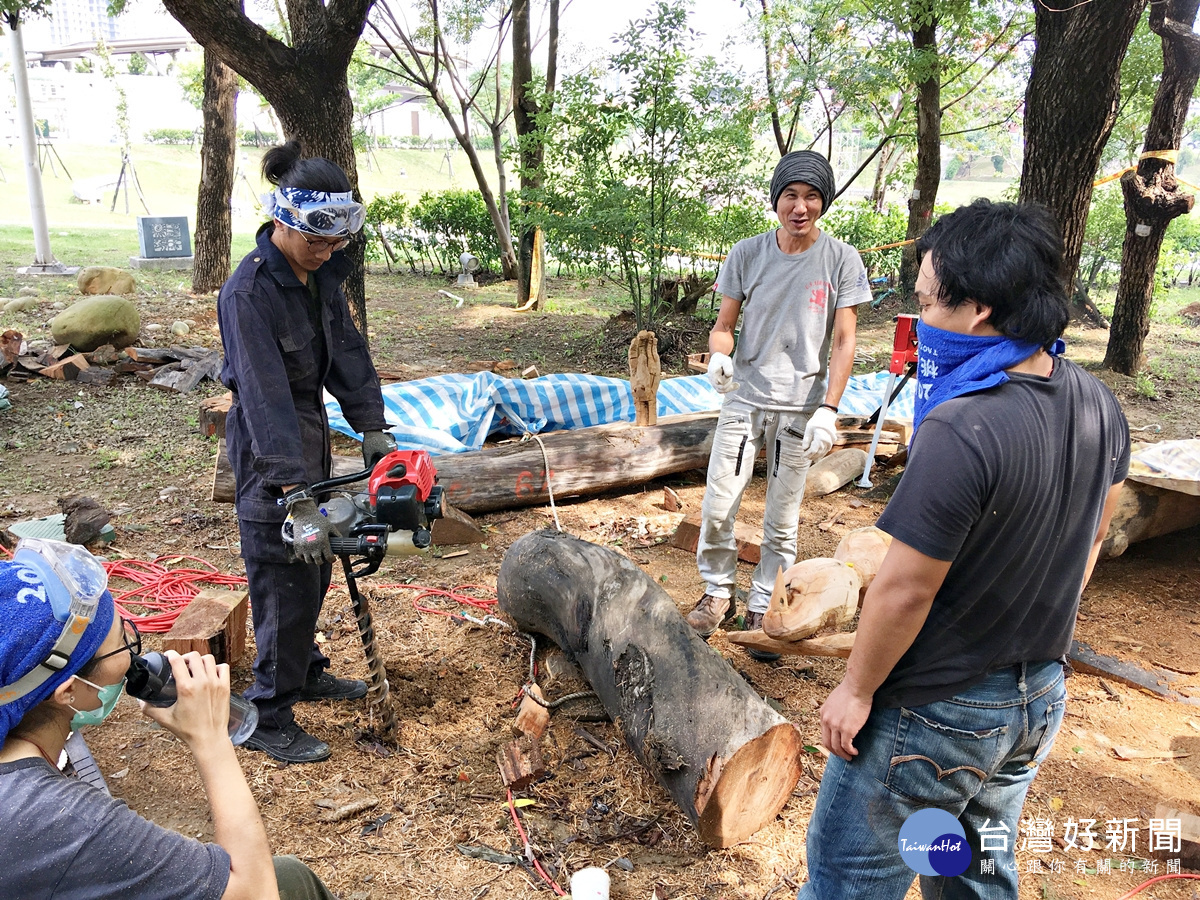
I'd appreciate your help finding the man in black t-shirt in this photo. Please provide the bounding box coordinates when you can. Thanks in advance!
[796,200,1130,900]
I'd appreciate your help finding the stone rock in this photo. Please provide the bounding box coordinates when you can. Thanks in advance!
[18,287,38,297]
[51,302,66,310]
[146,323,164,332]
[50,295,141,352]
[170,320,190,336]
[77,266,137,296]
[3,297,39,313]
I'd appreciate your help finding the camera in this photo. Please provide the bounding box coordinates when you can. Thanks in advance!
[125,651,258,745]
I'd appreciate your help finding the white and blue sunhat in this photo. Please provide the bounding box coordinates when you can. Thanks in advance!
[263,185,366,237]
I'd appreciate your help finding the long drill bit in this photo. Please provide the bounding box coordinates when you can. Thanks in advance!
[340,556,399,743]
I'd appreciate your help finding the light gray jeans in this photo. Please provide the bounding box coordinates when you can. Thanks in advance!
[697,399,812,614]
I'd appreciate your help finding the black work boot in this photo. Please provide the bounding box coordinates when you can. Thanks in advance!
[744,611,782,662]
[298,672,369,702]
[244,721,331,763]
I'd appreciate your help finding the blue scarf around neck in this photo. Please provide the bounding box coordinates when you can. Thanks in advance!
[912,321,1061,441]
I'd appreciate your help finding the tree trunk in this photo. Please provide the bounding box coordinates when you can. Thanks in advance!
[1019,0,1148,294]
[513,0,557,309]
[1105,0,1200,375]
[898,15,940,295]
[496,530,803,848]
[273,81,368,335]
[161,0,373,332]
[192,51,238,294]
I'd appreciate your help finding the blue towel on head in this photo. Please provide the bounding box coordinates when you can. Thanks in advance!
[0,556,114,744]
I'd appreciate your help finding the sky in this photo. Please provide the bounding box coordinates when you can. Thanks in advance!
[555,0,761,73]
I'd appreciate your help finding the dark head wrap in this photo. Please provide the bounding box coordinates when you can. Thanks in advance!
[770,151,836,214]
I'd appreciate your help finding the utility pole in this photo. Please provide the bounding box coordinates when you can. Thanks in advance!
[7,18,75,275]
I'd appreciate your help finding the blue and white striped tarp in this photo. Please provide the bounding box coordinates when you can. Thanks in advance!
[837,371,915,421]
[326,371,914,455]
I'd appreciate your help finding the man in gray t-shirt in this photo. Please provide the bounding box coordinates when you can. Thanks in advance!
[688,151,871,650]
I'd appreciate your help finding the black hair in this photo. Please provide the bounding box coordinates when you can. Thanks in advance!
[915,198,1070,350]
[261,140,352,193]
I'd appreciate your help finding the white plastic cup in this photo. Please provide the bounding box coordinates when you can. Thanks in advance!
[569,867,610,900]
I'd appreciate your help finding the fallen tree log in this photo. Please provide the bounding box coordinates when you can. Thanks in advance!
[497,530,803,848]
[212,413,717,513]
[1101,480,1200,558]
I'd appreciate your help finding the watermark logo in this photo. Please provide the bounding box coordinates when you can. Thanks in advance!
[899,809,973,877]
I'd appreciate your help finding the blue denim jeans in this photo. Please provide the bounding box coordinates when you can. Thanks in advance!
[798,660,1067,900]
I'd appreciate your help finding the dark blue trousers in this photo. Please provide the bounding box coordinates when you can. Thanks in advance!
[239,519,332,729]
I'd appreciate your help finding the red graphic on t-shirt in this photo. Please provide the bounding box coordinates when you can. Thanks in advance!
[806,280,832,312]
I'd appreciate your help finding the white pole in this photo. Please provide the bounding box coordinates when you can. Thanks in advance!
[8,19,58,267]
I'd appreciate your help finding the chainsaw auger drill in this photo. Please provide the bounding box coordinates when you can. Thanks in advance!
[283,449,445,742]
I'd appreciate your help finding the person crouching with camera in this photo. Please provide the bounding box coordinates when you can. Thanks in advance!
[0,537,335,900]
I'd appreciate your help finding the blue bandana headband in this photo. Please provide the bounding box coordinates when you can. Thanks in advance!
[912,320,1063,442]
[262,186,366,237]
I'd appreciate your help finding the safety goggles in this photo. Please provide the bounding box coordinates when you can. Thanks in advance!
[268,187,366,237]
[0,539,109,705]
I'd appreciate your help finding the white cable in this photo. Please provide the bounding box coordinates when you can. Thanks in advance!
[522,432,561,531]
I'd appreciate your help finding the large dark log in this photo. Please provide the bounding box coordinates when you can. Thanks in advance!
[497,530,803,848]
[211,413,717,512]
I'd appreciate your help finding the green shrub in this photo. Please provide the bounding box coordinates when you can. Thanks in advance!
[144,127,197,145]
[365,189,506,274]
[240,128,278,147]
[822,200,908,282]
[412,189,503,272]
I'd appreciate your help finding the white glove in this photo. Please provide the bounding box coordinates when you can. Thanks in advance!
[706,352,736,394]
[801,406,838,461]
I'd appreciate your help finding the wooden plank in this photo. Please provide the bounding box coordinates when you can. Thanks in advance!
[162,589,249,666]
[670,512,761,564]
[430,504,486,545]
[42,353,90,381]
[726,629,855,658]
[77,367,118,386]
[1068,641,1200,705]
[213,412,719,513]
[149,352,219,394]
[125,346,182,364]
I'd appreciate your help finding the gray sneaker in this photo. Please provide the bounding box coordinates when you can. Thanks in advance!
[686,593,737,638]
[744,611,781,662]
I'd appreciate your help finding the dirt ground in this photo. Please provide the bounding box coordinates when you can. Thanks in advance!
[2,270,1199,900]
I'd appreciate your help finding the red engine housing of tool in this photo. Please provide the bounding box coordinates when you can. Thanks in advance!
[890,314,920,375]
[368,449,437,501]
[366,450,445,536]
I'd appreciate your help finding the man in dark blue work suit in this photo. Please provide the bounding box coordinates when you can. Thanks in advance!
[218,142,396,763]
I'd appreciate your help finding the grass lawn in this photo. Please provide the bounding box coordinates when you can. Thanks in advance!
[0,142,494,239]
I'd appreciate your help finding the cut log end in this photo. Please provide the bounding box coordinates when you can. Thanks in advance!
[697,722,805,848]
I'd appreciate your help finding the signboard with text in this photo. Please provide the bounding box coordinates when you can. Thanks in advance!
[136,216,192,258]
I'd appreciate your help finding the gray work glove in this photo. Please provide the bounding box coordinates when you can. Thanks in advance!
[287,497,337,565]
[362,429,397,468]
